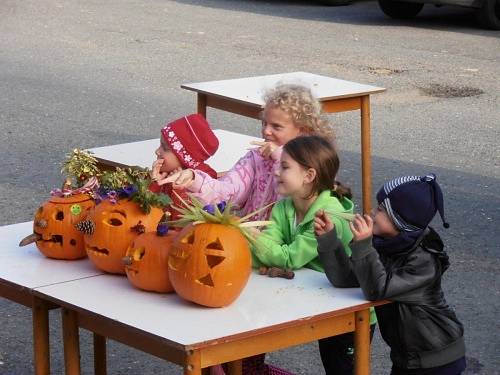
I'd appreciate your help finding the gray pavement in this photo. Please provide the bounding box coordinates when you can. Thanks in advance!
[1,0,499,374]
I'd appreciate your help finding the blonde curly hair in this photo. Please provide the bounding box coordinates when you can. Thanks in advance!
[263,84,333,139]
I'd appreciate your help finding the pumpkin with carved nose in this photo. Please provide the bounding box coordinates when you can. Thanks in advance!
[81,199,164,274]
[123,221,175,293]
[20,194,95,260]
[168,223,252,307]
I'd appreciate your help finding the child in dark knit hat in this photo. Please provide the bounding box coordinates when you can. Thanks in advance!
[150,114,219,219]
[314,174,466,375]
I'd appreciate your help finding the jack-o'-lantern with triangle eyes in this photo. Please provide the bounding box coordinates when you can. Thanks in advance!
[19,194,95,260]
[123,218,175,293]
[81,199,165,275]
[167,195,273,308]
[168,223,251,307]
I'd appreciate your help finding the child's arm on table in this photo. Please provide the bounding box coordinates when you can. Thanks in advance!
[314,210,360,288]
[348,215,439,302]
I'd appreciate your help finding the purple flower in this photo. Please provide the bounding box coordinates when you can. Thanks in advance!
[217,201,227,213]
[121,184,138,198]
[203,204,215,215]
[107,190,118,204]
[156,223,169,236]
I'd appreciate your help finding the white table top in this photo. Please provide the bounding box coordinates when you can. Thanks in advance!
[35,268,371,347]
[182,72,385,107]
[88,129,261,171]
[0,222,102,289]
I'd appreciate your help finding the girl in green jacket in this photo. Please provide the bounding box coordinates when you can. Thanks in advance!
[252,135,354,271]
[252,135,376,375]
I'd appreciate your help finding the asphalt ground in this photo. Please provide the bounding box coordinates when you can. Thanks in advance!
[0,1,499,374]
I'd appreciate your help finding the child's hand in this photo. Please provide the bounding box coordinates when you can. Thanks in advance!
[171,169,195,189]
[151,160,168,184]
[349,214,373,242]
[314,209,335,237]
[249,140,279,159]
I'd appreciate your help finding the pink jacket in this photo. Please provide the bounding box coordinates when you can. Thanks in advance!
[187,148,282,221]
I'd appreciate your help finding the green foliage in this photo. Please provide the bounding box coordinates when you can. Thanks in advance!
[100,167,170,214]
[168,192,273,246]
[130,177,171,214]
[61,149,100,187]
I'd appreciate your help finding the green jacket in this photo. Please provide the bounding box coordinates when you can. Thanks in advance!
[252,190,354,272]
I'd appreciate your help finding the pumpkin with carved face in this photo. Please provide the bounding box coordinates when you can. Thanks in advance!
[82,199,164,274]
[123,230,175,293]
[168,223,252,307]
[22,194,95,260]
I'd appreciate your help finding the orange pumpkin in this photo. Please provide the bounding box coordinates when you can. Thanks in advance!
[83,199,164,274]
[168,223,252,307]
[123,230,175,293]
[28,194,94,259]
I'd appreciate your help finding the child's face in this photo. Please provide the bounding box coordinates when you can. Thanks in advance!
[275,151,315,198]
[371,204,399,238]
[155,138,182,173]
[261,106,302,146]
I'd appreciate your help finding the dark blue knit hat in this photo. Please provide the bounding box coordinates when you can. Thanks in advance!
[376,174,449,232]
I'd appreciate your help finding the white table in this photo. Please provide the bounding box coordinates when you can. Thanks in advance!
[182,72,386,213]
[34,269,384,375]
[89,129,261,173]
[0,222,104,374]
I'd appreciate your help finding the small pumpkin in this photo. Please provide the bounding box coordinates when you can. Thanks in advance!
[83,199,164,274]
[168,223,252,307]
[123,222,175,293]
[20,194,95,260]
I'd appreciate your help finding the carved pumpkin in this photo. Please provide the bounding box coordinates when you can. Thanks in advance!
[83,199,164,274]
[24,194,95,260]
[123,230,175,293]
[168,223,252,307]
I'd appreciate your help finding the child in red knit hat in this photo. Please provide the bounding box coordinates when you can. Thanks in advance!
[150,114,219,218]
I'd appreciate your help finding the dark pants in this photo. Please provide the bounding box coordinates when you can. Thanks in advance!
[318,324,376,375]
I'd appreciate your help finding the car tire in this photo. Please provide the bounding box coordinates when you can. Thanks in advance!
[378,0,424,18]
[476,0,500,30]
[318,0,353,5]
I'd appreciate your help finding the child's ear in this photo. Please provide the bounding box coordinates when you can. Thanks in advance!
[304,168,317,184]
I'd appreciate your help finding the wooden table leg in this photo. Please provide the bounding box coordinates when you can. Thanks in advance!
[197,93,207,118]
[226,359,243,375]
[62,308,81,375]
[184,349,202,375]
[32,297,50,375]
[360,95,372,215]
[94,333,107,375]
[354,309,370,375]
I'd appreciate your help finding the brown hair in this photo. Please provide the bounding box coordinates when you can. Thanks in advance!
[283,135,351,200]
[263,84,333,139]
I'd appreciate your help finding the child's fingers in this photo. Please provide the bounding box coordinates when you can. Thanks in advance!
[349,221,359,236]
[162,170,182,184]
[249,140,266,147]
[315,209,325,217]
[364,214,373,226]
[314,216,326,229]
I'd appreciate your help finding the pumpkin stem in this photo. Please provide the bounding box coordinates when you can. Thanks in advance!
[19,233,42,247]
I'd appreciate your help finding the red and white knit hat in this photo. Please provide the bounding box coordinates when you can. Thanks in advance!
[161,114,219,177]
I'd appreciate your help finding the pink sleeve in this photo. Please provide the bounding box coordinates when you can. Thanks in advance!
[187,150,257,206]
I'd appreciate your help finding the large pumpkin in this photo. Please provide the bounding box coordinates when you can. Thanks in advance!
[168,223,252,307]
[123,230,175,293]
[29,194,94,259]
[83,199,164,274]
